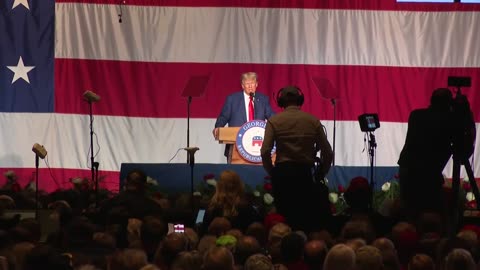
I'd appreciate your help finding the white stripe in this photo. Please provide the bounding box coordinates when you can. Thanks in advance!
[1,113,478,178]
[55,3,480,67]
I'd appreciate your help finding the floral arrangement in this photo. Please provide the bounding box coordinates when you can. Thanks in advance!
[374,178,400,216]
[194,173,218,205]
[328,181,348,215]
[460,176,477,209]
[194,173,276,212]
[252,176,275,213]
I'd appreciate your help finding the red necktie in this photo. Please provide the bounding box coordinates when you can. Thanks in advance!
[248,96,254,122]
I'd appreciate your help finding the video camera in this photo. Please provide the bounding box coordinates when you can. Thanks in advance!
[448,76,475,161]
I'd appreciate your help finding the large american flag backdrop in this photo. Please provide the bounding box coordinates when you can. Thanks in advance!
[1,0,480,192]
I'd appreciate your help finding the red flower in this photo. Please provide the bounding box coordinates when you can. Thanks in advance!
[338,185,345,193]
[203,173,215,181]
[152,192,163,200]
[80,182,89,191]
[466,200,477,209]
[330,204,336,214]
[394,174,400,179]
[263,183,272,191]
[11,183,21,192]
[463,182,472,191]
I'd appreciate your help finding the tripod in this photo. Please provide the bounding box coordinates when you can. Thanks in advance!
[450,88,480,234]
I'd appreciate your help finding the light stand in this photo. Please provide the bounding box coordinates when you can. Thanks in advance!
[32,143,47,219]
[83,90,101,208]
[187,96,192,163]
[367,132,377,211]
[358,113,380,212]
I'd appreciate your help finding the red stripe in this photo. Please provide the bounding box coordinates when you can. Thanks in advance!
[55,59,480,122]
[0,168,119,193]
[54,0,480,11]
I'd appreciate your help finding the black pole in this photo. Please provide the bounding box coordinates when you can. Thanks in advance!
[189,150,195,213]
[369,132,377,211]
[35,154,39,219]
[88,101,98,208]
[187,96,192,163]
[332,99,336,166]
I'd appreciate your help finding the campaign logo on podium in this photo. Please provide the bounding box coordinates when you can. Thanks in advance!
[236,120,273,163]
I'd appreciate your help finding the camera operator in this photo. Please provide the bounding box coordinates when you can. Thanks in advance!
[398,88,455,221]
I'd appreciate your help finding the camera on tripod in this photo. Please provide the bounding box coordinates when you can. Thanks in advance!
[448,76,471,88]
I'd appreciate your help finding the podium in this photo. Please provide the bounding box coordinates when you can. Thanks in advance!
[217,127,275,165]
[217,127,254,164]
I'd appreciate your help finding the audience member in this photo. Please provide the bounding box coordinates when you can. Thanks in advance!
[355,245,383,270]
[444,248,476,270]
[170,250,202,270]
[323,244,356,270]
[304,239,328,270]
[244,253,273,270]
[202,246,235,270]
[408,253,434,270]
[234,236,261,267]
[205,170,261,231]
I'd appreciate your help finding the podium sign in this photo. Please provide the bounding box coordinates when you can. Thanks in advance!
[217,120,275,165]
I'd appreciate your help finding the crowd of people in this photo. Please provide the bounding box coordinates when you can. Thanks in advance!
[0,168,477,270]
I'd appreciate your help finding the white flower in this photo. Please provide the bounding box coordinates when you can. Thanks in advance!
[263,193,274,205]
[71,177,83,184]
[253,190,261,197]
[206,179,217,186]
[147,176,158,186]
[466,192,475,202]
[329,192,338,204]
[193,191,202,196]
[324,178,329,184]
[382,182,391,192]
[27,181,36,191]
[463,176,470,182]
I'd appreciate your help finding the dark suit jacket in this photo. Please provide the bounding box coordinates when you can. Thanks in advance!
[214,91,275,156]
[215,91,274,128]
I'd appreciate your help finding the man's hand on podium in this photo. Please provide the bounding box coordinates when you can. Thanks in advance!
[212,128,219,139]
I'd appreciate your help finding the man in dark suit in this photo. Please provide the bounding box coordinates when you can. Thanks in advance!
[213,72,275,162]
